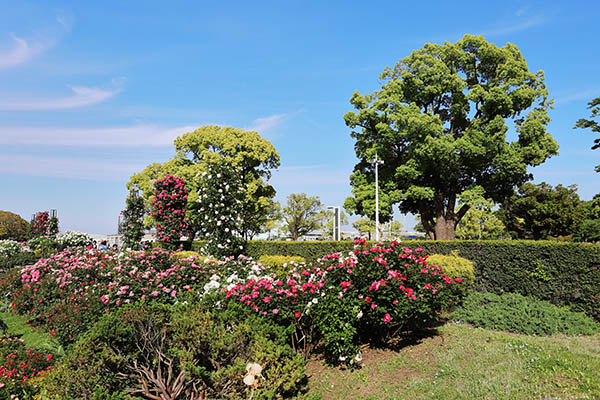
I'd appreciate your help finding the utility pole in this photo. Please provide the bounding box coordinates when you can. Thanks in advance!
[372,153,384,241]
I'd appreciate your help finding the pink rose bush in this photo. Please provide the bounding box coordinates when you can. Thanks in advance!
[2,249,265,346]
[151,175,189,249]
[0,240,464,367]
[223,239,462,364]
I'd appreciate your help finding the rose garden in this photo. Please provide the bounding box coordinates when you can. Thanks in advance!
[1,35,600,399]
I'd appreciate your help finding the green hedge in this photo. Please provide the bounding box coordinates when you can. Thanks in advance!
[193,240,600,320]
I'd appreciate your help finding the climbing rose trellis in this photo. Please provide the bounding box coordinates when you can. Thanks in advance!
[151,175,189,249]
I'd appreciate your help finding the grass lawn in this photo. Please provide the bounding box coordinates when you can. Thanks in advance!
[306,323,600,400]
[1,312,63,355]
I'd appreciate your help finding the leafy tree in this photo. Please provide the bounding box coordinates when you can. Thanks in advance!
[0,211,29,241]
[121,190,146,249]
[128,126,280,239]
[344,34,558,240]
[352,218,375,239]
[575,219,600,243]
[281,193,324,240]
[455,187,506,240]
[574,97,600,172]
[500,182,588,240]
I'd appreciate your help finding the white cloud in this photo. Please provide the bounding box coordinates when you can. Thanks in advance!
[482,15,546,37]
[0,123,199,147]
[0,34,46,69]
[0,153,145,181]
[0,80,124,110]
[555,89,600,105]
[246,114,287,137]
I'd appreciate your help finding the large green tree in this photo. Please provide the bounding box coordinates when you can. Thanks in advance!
[500,182,588,240]
[281,193,325,240]
[574,97,600,172]
[0,211,29,241]
[127,126,280,239]
[344,34,558,240]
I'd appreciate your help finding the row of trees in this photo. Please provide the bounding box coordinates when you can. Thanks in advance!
[123,35,599,246]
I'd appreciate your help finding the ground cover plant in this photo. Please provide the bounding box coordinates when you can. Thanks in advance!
[451,291,600,336]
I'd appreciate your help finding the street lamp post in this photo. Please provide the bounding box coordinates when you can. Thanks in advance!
[372,153,384,241]
[327,206,340,241]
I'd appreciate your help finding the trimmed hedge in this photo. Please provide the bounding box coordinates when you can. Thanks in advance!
[193,240,600,320]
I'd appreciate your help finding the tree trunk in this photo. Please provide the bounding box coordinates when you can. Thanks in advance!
[434,216,456,240]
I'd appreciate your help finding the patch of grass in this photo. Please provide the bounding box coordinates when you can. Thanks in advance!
[1,312,63,355]
[306,323,600,399]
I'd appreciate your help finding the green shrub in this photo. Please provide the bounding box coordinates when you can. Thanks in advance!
[426,251,474,301]
[451,292,600,335]
[258,255,306,277]
[41,301,306,399]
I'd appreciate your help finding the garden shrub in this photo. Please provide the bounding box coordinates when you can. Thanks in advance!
[0,240,37,271]
[450,292,600,335]
[27,236,58,258]
[225,240,461,365]
[56,231,93,248]
[41,301,306,399]
[258,255,306,277]
[426,251,474,301]
[151,174,189,250]
[0,334,55,398]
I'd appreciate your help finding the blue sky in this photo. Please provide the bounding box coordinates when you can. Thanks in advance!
[1,1,599,234]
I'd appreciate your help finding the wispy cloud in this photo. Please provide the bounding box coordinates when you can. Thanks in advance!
[246,113,287,138]
[555,89,600,105]
[0,79,125,110]
[0,153,145,181]
[482,15,546,37]
[0,124,198,147]
[0,34,47,69]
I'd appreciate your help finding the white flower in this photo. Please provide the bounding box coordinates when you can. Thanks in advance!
[354,352,363,364]
[339,356,346,362]
[357,310,363,319]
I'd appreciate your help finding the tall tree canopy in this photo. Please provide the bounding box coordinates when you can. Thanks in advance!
[500,182,587,240]
[344,34,558,240]
[574,96,600,172]
[127,126,280,239]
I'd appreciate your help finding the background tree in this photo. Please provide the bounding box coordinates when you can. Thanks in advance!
[500,182,587,240]
[281,193,324,240]
[121,190,146,249]
[455,187,506,240]
[352,218,375,239]
[0,211,29,241]
[344,34,558,240]
[574,97,600,172]
[128,126,280,239]
[575,193,600,242]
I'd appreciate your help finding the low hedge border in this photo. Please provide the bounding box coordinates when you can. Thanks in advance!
[193,240,600,320]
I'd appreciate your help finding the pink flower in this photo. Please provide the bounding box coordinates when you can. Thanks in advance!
[383,313,391,322]
[272,309,279,314]
[294,312,301,319]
